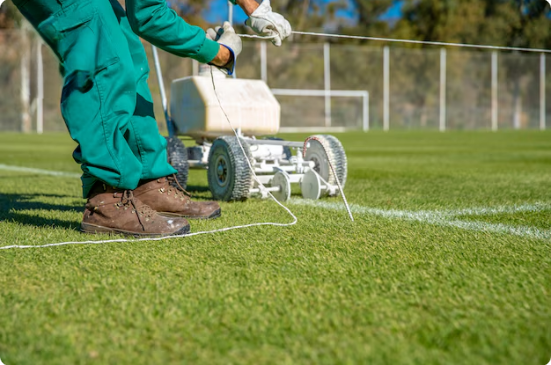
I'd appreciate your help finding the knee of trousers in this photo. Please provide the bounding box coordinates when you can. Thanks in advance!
[64,58,142,192]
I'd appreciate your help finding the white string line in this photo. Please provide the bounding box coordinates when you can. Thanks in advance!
[4,29,543,249]
[240,31,551,54]
[208,67,298,228]
[239,34,277,39]
[0,70,298,250]
[308,152,354,221]
[0,68,355,249]
[290,199,551,241]
[0,221,294,250]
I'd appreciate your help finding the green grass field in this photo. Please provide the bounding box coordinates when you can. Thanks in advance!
[0,131,550,364]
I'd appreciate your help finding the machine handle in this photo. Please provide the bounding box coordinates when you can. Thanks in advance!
[151,45,176,137]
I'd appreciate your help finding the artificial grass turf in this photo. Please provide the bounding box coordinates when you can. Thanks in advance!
[0,131,550,364]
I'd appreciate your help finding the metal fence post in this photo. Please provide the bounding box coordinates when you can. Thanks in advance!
[440,48,447,132]
[324,42,331,128]
[540,53,546,131]
[491,51,498,131]
[363,91,369,132]
[37,40,44,134]
[383,46,390,131]
[260,41,267,83]
[20,24,31,133]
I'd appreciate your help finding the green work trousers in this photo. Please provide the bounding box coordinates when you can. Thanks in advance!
[14,0,178,197]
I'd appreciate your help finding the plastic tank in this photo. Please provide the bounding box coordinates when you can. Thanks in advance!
[170,75,281,140]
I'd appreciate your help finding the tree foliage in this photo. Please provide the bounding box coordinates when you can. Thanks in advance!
[349,0,394,34]
[393,0,551,49]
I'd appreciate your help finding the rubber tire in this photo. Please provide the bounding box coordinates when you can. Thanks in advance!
[207,136,253,201]
[304,134,348,189]
[320,134,348,188]
[166,136,189,189]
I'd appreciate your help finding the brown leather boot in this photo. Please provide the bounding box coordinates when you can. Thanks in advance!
[134,176,221,219]
[81,183,190,237]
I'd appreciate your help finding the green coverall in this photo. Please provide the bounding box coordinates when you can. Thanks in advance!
[14,0,222,197]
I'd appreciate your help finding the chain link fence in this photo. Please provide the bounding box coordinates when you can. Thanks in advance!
[1,28,548,133]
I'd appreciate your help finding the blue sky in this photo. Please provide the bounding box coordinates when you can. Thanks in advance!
[201,0,404,26]
[381,1,404,21]
[202,0,249,24]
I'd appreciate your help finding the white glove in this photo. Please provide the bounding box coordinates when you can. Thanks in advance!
[245,0,292,47]
[206,22,243,75]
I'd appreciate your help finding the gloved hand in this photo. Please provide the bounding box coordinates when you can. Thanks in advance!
[245,0,292,47]
[206,22,242,76]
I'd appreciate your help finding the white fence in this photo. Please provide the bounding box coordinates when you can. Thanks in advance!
[0,28,549,133]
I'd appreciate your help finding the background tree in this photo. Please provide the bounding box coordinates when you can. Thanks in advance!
[347,0,394,35]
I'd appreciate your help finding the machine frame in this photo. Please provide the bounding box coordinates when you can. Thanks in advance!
[152,46,348,202]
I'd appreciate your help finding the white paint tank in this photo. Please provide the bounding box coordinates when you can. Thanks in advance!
[170,76,281,139]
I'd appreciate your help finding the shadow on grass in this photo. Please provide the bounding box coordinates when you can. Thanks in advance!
[0,193,82,231]
[0,184,216,232]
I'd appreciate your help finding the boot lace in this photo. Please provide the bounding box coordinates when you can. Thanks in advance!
[119,190,156,230]
[167,174,192,199]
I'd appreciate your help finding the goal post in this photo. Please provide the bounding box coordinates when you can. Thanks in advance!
[270,88,369,132]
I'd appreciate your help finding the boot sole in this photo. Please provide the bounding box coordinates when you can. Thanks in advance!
[80,222,191,238]
[157,208,222,220]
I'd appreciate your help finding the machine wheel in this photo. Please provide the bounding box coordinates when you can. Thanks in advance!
[207,136,253,201]
[321,134,348,188]
[304,135,348,191]
[271,171,292,202]
[166,136,189,189]
[265,137,292,160]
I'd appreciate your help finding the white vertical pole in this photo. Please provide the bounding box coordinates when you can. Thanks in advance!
[192,60,198,76]
[540,53,546,131]
[228,1,233,25]
[37,40,44,134]
[20,24,31,133]
[228,1,236,78]
[439,48,447,132]
[363,91,369,132]
[383,46,390,131]
[324,42,331,128]
[491,51,498,131]
[151,45,172,134]
[260,41,267,83]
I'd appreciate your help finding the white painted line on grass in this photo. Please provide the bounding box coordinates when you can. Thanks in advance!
[439,219,551,240]
[0,164,80,178]
[290,199,551,240]
[445,202,551,217]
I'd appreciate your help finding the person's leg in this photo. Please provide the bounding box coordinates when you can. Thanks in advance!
[14,0,174,197]
[108,1,221,220]
[13,0,190,236]
[108,0,177,182]
[17,0,220,220]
